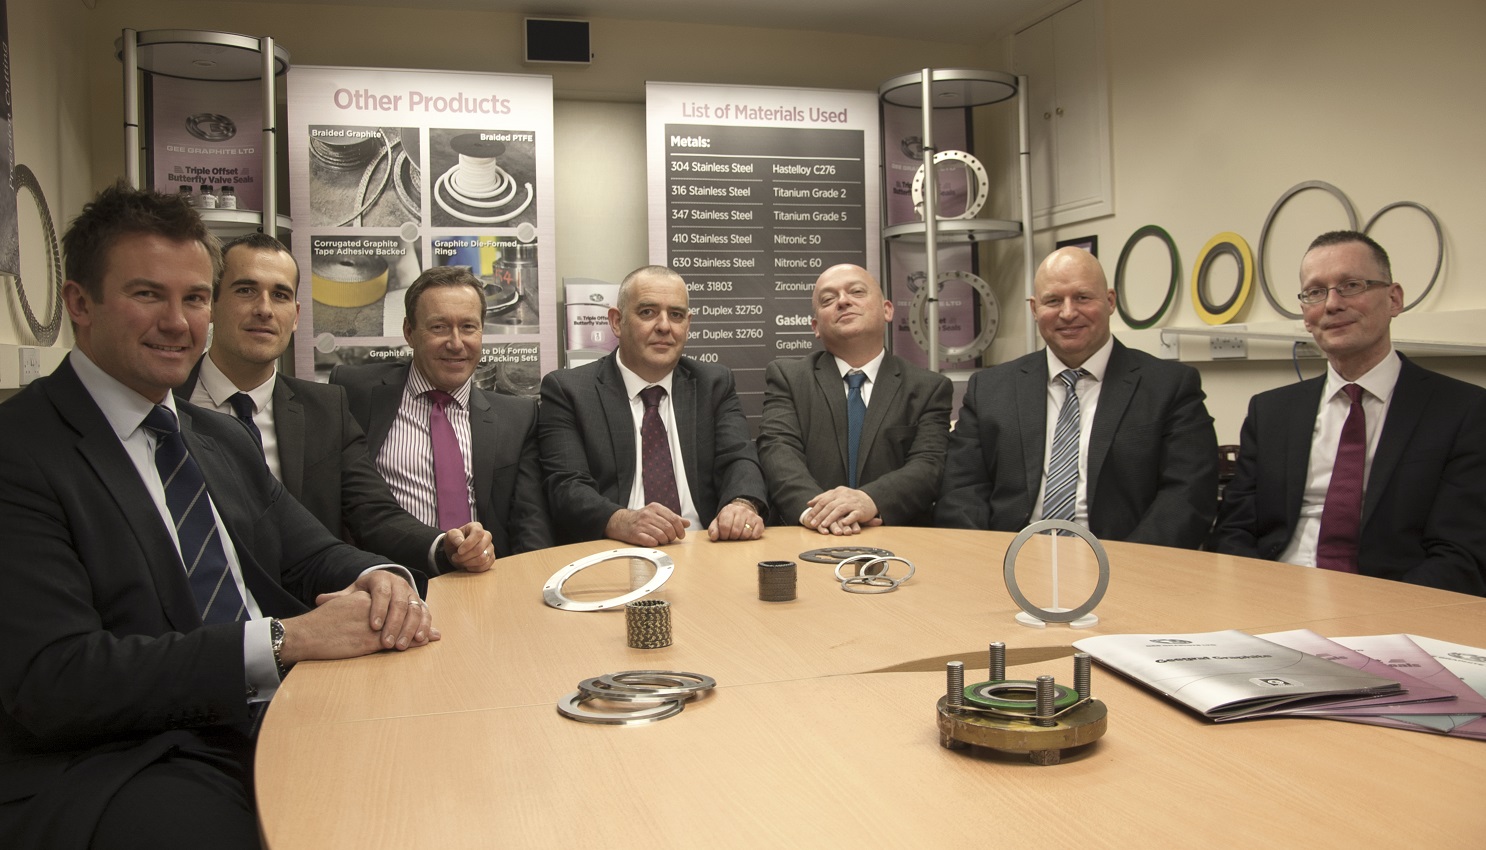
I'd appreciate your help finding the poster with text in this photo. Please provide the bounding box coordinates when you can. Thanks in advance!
[288,66,555,397]
[146,76,265,210]
[646,82,880,426]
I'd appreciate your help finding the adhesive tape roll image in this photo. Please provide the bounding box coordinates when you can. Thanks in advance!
[312,254,390,308]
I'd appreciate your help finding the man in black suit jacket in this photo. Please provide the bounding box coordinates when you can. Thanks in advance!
[332,267,551,558]
[0,184,434,850]
[1213,231,1486,594]
[538,265,768,546]
[181,234,495,574]
[759,264,952,533]
[937,247,1217,548]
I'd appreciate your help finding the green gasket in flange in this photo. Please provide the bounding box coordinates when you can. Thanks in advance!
[964,680,1079,712]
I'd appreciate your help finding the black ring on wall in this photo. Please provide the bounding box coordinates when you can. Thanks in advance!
[1196,241,1245,316]
[1113,224,1179,330]
[1363,201,1444,312]
[1256,180,1358,320]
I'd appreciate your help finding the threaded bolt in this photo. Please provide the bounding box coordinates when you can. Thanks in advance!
[1035,675,1056,727]
[988,641,1006,682]
[947,661,965,714]
[1074,653,1092,701]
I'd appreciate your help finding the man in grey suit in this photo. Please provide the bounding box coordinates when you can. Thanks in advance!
[538,265,768,546]
[758,264,952,534]
[332,267,552,559]
[182,234,495,574]
[936,247,1217,548]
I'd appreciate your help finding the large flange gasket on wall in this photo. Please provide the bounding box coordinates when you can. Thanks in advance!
[542,548,675,612]
[1191,231,1254,325]
[909,269,999,361]
[1364,201,1443,312]
[9,164,64,346]
[911,150,989,220]
[1256,180,1359,320]
[1113,224,1180,330]
[1002,520,1111,624]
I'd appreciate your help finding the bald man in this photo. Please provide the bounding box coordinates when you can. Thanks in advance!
[935,247,1218,548]
[758,264,952,533]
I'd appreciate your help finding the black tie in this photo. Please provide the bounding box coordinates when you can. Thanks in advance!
[228,392,263,449]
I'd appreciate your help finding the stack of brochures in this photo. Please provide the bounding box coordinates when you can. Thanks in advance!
[1073,630,1486,737]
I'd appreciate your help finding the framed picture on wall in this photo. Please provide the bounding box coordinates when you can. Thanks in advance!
[1056,235,1098,257]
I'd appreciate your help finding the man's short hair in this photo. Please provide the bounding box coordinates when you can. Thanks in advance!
[616,264,684,313]
[62,180,221,300]
[1306,230,1392,280]
[404,265,488,326]
[217,232,298,299]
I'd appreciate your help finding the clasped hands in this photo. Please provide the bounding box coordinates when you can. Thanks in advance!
[801,487,882,536]
[606,498,765,546]
[278,570,439,667]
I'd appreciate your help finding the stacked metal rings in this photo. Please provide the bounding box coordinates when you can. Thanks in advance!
[625,599,672,649]
[557,670,716,726]
[757,560,797,602]
[834,554,916,594]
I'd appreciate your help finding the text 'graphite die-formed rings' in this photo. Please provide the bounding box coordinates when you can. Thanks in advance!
[835,554,916,593]
[542,548,675,612]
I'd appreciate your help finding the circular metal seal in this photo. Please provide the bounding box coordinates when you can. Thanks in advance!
[598,671,717,698]
[10,164,63,345]
[542,548,675,612]
[556,692,684,725]
[800,546,893,565]
[836,555,915,593]
[1191,232,1254,325]
[1114,224,1180,330]
[911,150,990,220]
[1363,201,1443,312]
[1002,520,1111,624]
[908,269,999,361]
[964,680,1079,712]
[576,677,692,703]
[1256,180,1360,319]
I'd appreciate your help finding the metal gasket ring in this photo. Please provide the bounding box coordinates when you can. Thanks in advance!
[911,150,990,220]
[1363,201,1443,312]
[1256,180,1359,319]
[800,546,893,564]
[964,680,1079,712]
[556,692,684,725]
[836,555,915,593]
[1191,231,1254,325]
[909,269,999,361]
[577,677,699,703]
[1113,224,1180,330]
[833,553,889,578]
[10,164,63,345]
[599,670,717,698]
[542,548,675,612]
[1002,520,1111,624]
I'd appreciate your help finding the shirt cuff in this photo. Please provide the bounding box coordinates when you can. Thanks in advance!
[244,617,279,704]
[427,533,446,574]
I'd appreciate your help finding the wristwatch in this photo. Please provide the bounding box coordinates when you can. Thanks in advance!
[270,618,289,679]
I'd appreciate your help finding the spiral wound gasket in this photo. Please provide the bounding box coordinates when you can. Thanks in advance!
[1191,231,1254,325]
[436,134,534,224]
[1113,225,1180,330]
[938,648,1106,765]
[799,546,894,565]
[558,670,716,726]
[9,165,63,346]
[911,150,989,220]
[834,554,915,594]
[543,548,675,612]
[909,269,999,361]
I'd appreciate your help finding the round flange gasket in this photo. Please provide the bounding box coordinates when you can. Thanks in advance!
[1363,200,1443,312]
[576,676,704,703]
[1002,520,1111,624]
[800,546,894,565]
[835,555,915,594]
[542,548,675,612]
[10,164,63,346]
[1113,224,1180,330]
[556,691,684,725]
[911,150,990,220]
[964,680,1079,712]
[598,670,717,699]
[1191,231,1254,325]
[908,269,999,362]
[1256,180,1359,319]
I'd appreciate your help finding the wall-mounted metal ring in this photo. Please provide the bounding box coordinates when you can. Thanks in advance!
[911,150,989,220]
[542,548,675,611]
[909,269,999,361]
[1363,201,1443,312]
[1113,224,1179,330]
[10,164,63,346]
[1003,520,1110,624]
[1191,232,1254,325]
[1256,180,1359,319]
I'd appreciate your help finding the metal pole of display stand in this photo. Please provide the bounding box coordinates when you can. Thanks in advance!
[122,29,140,188]
[260,36,278,239]
[920,70,940,373]
[1017,74,1036,354]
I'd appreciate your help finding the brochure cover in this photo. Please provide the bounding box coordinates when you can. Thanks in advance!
[1258,630,1459,715]
[1073,630,1403,721]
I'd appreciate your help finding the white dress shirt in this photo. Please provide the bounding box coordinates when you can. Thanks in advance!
[1030,335,1115,526]
[616,355,702,528]
[189,354,283,482]
[832,348,886,407]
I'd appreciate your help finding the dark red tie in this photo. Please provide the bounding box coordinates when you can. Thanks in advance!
[1316,383,1365,573]
[639,385,682,514]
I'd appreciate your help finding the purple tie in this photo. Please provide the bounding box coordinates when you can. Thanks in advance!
[639,385,682,514]
[427,390,472,531]
[1316,384,1365,573]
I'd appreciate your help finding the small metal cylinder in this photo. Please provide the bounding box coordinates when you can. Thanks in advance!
[757,560,797,602]
[988,641,1007,682]
[1074,653,1092,701]
[625,598,672,649]
[1035,675,1057,727]
[946,661,965,714]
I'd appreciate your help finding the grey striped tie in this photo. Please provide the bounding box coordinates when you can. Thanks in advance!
[1042,368,1087,526]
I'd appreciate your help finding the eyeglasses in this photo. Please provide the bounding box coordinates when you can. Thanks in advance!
[1297,279,1389,305]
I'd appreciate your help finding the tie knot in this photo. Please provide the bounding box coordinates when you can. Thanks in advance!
[845,371,866,391]
[228,392,255,420]
[1342,383,1364,405]
[426,389,455,411]
[142,404,179,438]
[640,385,667,409]
[1058,368,1085,392]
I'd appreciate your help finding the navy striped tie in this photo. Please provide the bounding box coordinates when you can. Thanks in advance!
[142,405,247,625]
[1043,368,1087,527]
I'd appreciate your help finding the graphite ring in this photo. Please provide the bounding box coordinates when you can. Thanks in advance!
[1002,520,1111,624]
[1191,232,1254,325]
[1113,224,1179,330]
[1256,180,1359,319]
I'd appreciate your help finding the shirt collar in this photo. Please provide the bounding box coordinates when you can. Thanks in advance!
[833,349,886,385]
[1325,347,1401,404]
[69,348,180,442]
[198,353,275,413]
[615,353,675,401]
[406,363,472,408]
[1045,334,1114,384]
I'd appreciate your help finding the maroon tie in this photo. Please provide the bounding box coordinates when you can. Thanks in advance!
[427,390,472,531]
[639,385,682,514]
[1316,383,1365,573]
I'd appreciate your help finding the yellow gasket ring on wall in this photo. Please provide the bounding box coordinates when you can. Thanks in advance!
[1191,232,1253,325]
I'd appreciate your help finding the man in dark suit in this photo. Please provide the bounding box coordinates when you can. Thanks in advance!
[936,246,1217,548]
[180,233,496,574]
[1213,231,1486,594]
[538,265,768,546]
[332,266,551,558]
[0,184,435,849]
[758,264,952,533]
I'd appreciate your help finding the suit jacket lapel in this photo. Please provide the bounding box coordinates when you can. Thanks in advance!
[1363,359,1425,526]
[812,352,850,477]
[272,376,306,500]
[1016,356,1048,502]
[672,364,700,496]
[858,355,900,480]
[468,389,498,520]
[598,357,638,498]
[1087,342,1138,500]
[366,366,406,457]
[1283,378,1325,525]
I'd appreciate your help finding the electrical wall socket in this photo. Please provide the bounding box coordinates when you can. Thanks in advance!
[1157,332,1180,360]
[1209,336,1248,359]
[18,346,41,385]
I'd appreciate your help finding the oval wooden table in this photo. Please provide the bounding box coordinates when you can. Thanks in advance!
[257,527,1486,849]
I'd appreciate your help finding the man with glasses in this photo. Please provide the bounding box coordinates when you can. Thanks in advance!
[1213,230,1486,594]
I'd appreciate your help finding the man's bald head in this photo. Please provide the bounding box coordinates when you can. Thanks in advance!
[1029,247,1115,369]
